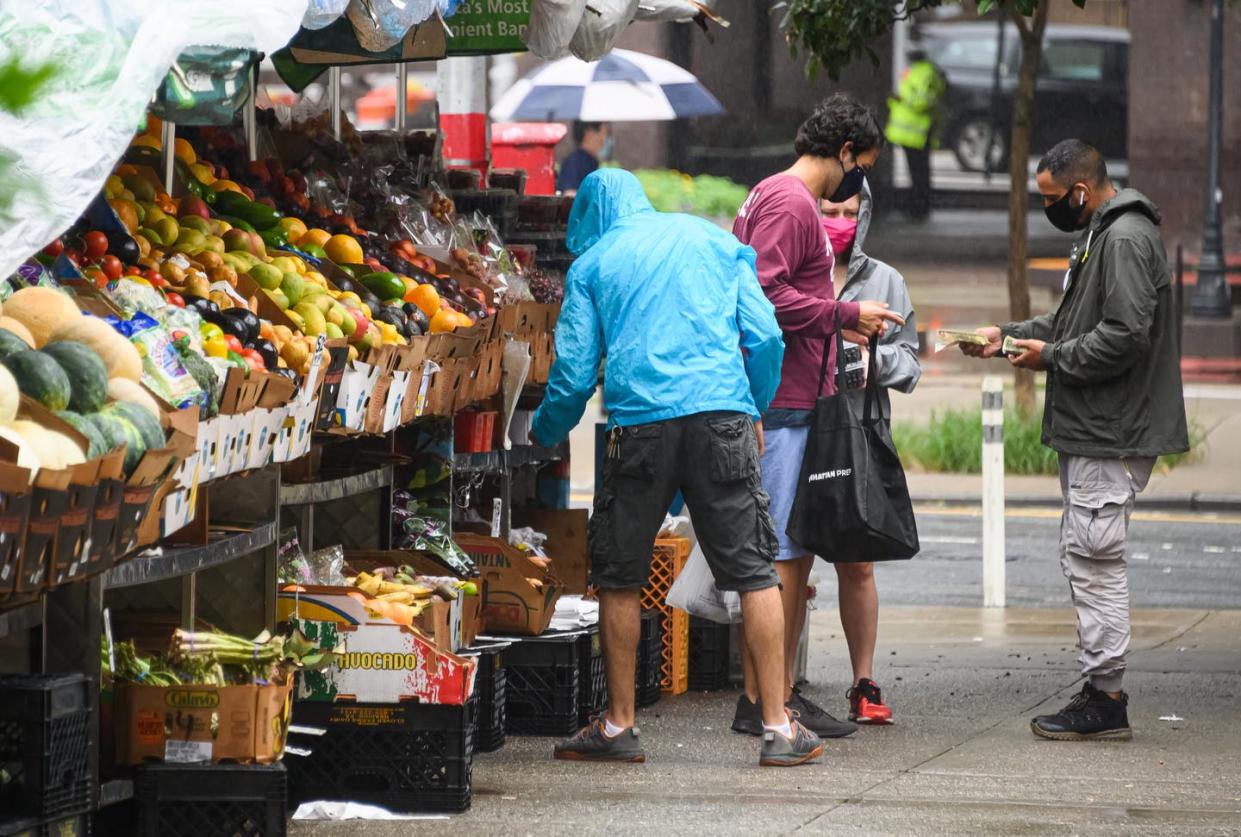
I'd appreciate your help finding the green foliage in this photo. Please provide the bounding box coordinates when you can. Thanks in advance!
[891,408,1202,476]
[778,0,1085,79]
[0,58,57,212]
[631,169,750,218]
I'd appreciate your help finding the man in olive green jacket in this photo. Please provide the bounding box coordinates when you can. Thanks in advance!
[964,139,1188,742]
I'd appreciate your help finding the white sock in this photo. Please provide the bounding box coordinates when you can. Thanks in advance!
[763,718,793,739]
[603,718,626,738]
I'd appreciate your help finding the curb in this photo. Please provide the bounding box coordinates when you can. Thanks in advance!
[911,493,1241,513]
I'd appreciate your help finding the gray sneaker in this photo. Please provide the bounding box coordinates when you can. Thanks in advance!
[731,694,764,736]
[553,718,646,763]
[760,716,825,767]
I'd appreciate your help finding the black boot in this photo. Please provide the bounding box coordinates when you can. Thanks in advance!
[1031,683,1131,741]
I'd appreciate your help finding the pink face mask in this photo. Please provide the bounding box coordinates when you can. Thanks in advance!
[822,216,858,257]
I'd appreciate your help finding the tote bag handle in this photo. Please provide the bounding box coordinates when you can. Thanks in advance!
[815,311,883,424]
[815,309,851,397]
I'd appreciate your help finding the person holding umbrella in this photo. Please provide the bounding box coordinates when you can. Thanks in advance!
[558,121,613,195]
[731,94,906,741]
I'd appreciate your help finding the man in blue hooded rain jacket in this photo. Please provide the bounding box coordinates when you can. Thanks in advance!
[531,169,825,767]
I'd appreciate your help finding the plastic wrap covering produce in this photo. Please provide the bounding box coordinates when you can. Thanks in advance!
[150,47,258,126]
[524,0,588,59]
[344,0,439,52]
[108,311,206,411]
[634,0,718,22]
[302,0,351,29]
[0,0,306,281]
[569,0,639,62]
[391,490,476,576]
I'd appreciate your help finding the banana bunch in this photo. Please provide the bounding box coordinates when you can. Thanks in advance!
[352,571,434,603]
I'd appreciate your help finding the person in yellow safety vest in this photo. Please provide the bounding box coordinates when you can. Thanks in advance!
[886,52,946,221]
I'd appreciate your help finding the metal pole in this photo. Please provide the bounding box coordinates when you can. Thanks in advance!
[161,120,176,195]
[1190,0,1230,318]
[329,66,342,142]
[981,376,1006,608]
[244,62,258,163]
[395,63,408,132]
[1176,243,1185,355]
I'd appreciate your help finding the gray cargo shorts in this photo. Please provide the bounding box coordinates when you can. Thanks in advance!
[588,411,781,592]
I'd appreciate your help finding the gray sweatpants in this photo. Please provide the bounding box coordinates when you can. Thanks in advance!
[1058,454,1156,693]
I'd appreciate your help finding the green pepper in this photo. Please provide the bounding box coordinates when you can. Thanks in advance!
[259,227,289,249]
[225,350,250,377]
[219,215,257,233]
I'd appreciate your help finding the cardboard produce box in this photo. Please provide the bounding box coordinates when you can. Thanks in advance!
[455,533,563,636]
[277,585,476,705]
[344,551,483,651]
[114,678,294,765]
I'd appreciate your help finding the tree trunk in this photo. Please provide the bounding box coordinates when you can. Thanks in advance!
[1005,3,1049,415]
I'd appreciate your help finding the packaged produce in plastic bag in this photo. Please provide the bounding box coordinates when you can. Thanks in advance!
[345,0,438,52]
[302,0,350,30]
[634,0,722,22]
[391,489,476,576]
[569,0,639,62]
[524,0,588,59]
[508,527,549,556]
[309,545,347,586]
[107,311,206,411]
[150,47,257,126]
[277,527,313,584]
[665,543,742,624]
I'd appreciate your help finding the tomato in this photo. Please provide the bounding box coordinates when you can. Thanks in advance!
[143,268,161,282]
[64,249,82,266]
[165,293,186,308]
[83,231,109,260]
[100,254,123,281]
[223,335,243,353]
[42,239,64,258]
[240,350,266,375]
[148,274,168,289]
[124,265,141,276]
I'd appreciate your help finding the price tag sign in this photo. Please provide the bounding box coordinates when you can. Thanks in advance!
[164,739,213,763]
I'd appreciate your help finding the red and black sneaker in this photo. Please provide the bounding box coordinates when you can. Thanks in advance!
[847,678,893,725]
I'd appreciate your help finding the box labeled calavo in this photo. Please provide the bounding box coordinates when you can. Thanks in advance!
[113,678,293,765]
[278,586,476,705]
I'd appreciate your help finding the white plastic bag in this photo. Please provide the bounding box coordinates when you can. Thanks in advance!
[302,0,351,29]
[665,543,742,624]
[569,0,639,62]
[523,0,587,60]
[633,0,715,22]
[346,0,438,52]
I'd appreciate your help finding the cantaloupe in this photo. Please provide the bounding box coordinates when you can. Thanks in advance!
[106,378,161,420]
[0,365,17,425]
[50,315,143,382]
[0,425,40,481]
[9,420,85,471]
[3,287,81,347]
[0,318,35,348]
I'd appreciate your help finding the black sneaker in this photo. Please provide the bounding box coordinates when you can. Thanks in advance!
[787,687,857,738]
[1031,683,1132,741]
[731,693,764,736]
[554,718,646,762]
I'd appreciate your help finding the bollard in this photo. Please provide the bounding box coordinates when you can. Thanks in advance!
[981,376,1006,607]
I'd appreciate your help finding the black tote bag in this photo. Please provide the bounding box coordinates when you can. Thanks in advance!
[785,318,920,563]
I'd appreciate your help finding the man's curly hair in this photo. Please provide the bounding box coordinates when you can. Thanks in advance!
[794,93,883,159]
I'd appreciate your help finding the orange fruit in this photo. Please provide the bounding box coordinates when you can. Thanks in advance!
[108,199,140,233]
[299,228,331,248]
[144,114,163,137]
[173,137,197,165]
[406,283,441,316]
[210,179,245,194]
[323,234,363,265]
[429,309,458,333]
[453,311,474,329]
[131,134,161,150]
[278,217,308,244]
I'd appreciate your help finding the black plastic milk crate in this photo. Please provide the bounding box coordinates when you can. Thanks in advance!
[688,616,733,691]
[134,762,286,837]
[502,633,580,736]
[576,626,606,726]
[471,644,508,752]
[0,674,92,820]
[287,700,474,814]
[636,610,662,708]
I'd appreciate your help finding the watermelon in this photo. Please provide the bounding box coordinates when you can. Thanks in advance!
[93,413,146,476]
[43,341,109,413]
[2,349,72,411]
[105,401,164,452]
[55,410,108,459]
[0,329,31,360]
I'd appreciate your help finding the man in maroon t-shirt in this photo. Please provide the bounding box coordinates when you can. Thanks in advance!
[732,93,905,741]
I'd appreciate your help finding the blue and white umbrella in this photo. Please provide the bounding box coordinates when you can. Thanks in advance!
[490,48,724,122]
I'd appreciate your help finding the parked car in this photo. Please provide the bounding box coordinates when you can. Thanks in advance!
[915,22,1129,171]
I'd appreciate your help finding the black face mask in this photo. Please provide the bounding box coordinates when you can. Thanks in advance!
[1044,187,1087,233]
[828,155,866,203]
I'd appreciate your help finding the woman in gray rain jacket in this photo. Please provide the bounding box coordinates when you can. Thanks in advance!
[818,180,920,725]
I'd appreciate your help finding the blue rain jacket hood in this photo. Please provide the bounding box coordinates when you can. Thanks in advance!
[532,169,784,446]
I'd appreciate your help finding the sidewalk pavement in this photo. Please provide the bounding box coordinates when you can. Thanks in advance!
[293,605,1241,836]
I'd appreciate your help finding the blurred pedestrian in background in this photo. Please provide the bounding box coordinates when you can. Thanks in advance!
[885,49,945,221]
[558,121,613,195]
